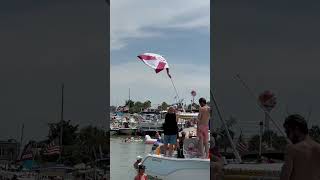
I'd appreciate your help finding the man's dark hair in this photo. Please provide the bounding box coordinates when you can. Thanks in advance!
[199,97,206,104]
[283,114,308,134]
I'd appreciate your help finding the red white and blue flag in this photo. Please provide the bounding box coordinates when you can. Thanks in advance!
[236,132,248,155]
[43,140,61,155]
[137,53,171,78]
[20,143,34,161]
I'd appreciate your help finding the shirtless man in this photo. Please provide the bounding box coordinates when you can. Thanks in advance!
[197,97,210,158]
[280,114,320,180]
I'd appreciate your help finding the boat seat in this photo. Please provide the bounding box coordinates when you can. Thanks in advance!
[183,138,201,158]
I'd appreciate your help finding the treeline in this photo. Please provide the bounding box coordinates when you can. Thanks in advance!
[215,116,320,152]
[110,100,210,113]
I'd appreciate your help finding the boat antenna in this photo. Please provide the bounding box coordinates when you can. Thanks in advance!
[210,90,242,163]
[234,74,291,144]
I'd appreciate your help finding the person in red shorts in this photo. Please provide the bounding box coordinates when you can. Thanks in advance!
[197,97,210,158]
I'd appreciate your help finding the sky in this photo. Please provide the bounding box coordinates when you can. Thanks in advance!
[110,0,210,107]
[0,0,107,141]
[213,0,320,137]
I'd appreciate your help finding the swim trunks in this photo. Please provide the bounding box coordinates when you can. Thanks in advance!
[197,124,209,142]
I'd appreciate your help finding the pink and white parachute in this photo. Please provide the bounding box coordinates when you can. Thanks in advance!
[137,53,171,78]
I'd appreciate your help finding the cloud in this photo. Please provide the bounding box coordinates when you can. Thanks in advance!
[110,61,210,106]
[110,0,210,50]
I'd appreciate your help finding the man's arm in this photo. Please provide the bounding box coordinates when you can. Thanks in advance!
[280,145,294,180]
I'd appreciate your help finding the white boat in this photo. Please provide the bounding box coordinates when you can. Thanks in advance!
[140,137,210,180]
[141,154,209,180]
[118,127,137,135]
[118,117,138,135]
[138,112,164,131]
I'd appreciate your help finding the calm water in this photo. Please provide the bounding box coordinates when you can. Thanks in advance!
[110,136,152,180]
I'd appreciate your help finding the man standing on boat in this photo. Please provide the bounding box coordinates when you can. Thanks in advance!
[280,114,320,180]
[197,97,210,158]
[163,106,178,157]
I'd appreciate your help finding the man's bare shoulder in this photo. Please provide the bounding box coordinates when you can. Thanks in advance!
[199,106,209,111]
[285,143,297,154]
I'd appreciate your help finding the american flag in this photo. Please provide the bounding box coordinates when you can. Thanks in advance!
[20,143,34,160]
[236,132,248,154]
[43,140,61,155]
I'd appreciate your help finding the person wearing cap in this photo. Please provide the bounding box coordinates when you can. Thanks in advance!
[280,114,320,180]
[134,165,148,180]
[133,156,143,170]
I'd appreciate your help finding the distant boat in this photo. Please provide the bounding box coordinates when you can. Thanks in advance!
[118,117,138,135]
[137,112,164,135]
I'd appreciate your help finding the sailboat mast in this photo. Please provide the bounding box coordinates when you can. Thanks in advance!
[19,123,24,158]
[59,83,64,159]
[128,88,130,111]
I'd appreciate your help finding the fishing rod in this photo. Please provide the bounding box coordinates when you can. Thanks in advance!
[210,90,242,163]
[234,74,291,144]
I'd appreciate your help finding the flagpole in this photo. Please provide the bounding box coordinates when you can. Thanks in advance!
[170,77,180,103]
[59,83,64,161]
[19,123,24,159]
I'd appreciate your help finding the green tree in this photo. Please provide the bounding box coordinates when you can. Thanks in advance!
[248,130,287,152]
[78,126,109,160]
[132,101,144,113]
[125,100,134,109]
[143,100,152,110]
[48,120,79,146]
[161,102,169,111]
[216,116,237,152]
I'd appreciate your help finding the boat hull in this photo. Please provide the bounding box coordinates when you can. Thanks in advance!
[141,154,210,180]
[118,128,137,135]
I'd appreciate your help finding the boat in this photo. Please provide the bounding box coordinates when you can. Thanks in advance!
[141,154,210,180]
[110,122,119,135]
[32,165,74,180]
[140,137,210,180]
[137,112,164,135]
[118,116,138,135]
[109,128,118,135]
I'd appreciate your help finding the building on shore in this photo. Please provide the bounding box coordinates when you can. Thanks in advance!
[0,139,20,162]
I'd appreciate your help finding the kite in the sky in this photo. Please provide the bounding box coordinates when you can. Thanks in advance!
[137,53,171,78]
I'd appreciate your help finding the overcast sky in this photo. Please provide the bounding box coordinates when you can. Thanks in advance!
[110,0,210,107]
[0,0,107,142]
[213,0,320,137]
